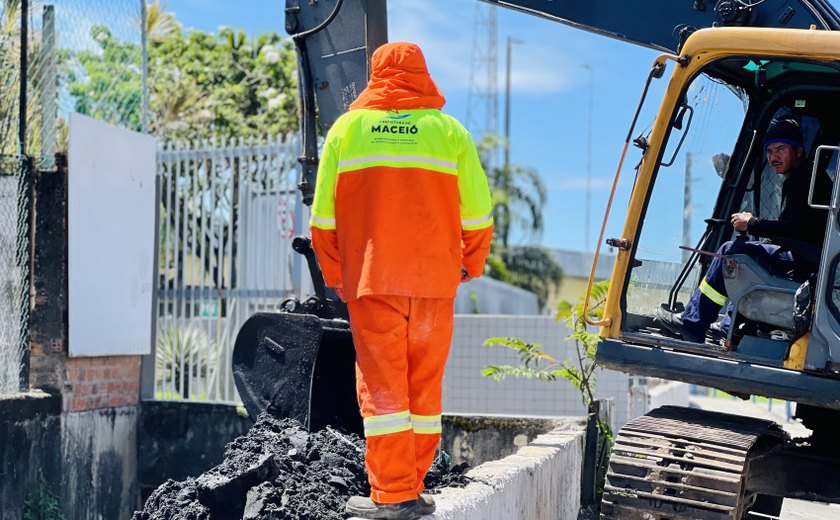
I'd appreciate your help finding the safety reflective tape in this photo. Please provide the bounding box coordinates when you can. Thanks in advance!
[410,414,442,434]
[338,154,457,170]
[363,410,412,437]
[309,214,336,229]
[699,279,727,306]
[461,212,494,229]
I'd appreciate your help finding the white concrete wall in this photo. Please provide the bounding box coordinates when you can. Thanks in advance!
[454,277,540,315]
[647,380,691,410]
[348,425,584,520]
[424,426,584,520]
[444,315,638,427]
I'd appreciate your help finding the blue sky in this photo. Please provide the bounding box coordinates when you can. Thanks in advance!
[164,0,839,254]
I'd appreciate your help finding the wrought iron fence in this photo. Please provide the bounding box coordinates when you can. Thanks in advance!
[155,135,310,403]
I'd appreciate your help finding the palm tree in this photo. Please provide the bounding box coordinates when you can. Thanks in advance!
[477,135,548,248]
[475,134,561,309]
[145,0,179,41]
[0,0,23,155]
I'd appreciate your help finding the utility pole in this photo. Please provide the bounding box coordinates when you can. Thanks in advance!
[683,152,692,264]
[42,5,56,168]
[582,64,594,251]
[504,36,523,173]
[19,0,28,156]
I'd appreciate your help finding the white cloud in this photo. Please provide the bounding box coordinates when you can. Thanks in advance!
[388,0,576,94]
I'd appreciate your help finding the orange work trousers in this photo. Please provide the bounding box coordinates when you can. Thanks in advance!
[347,295,454,504]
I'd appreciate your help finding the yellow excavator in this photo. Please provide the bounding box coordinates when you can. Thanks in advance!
[233,1,840,517]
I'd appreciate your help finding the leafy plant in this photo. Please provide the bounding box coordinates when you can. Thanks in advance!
[482,280,613,512]
[156,324,218,400]
[482,280,608,403]
[23,478,65,520]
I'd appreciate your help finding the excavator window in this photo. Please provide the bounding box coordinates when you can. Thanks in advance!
[622,55,840,362]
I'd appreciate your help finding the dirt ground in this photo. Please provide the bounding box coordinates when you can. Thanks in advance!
[132,414,469,520]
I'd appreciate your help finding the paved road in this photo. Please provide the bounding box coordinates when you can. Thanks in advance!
[690,396,840,519]
[780,499,840,519]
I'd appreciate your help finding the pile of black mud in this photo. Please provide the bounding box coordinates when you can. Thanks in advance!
[133,414,470,520]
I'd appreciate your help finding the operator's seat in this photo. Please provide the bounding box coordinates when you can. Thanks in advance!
[722,238,820,332]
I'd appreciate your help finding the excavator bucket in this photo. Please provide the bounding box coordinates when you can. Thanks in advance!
[232,311,362,436]
[232,237,363,436]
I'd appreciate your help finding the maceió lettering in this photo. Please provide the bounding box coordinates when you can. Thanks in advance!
[371,125,419,134]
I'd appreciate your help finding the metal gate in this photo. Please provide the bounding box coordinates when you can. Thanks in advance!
[155,135,310,403]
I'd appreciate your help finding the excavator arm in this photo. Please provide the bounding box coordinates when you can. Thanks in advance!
[476,0,840,53]
[284,0,387,204]
[286,0,840,204]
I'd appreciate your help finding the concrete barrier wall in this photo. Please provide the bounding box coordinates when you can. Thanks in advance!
[61,407,138,520]
[0,390,137,520]
[350,425,585,520]
[0,391,62,519]
[137,400,253,502]
[454,277,540,315]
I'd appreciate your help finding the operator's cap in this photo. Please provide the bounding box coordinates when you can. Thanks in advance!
[764,118,804,150]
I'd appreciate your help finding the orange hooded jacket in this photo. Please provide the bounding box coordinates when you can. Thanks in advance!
[309,42,494,301]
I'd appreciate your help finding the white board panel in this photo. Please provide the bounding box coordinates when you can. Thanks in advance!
[68,113,156,357]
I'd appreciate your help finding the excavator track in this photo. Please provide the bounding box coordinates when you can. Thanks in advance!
[601,406,787,520]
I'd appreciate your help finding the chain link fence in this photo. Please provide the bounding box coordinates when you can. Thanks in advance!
[1,1,144,165]
[0,0,145,393]
[0,155,30,394]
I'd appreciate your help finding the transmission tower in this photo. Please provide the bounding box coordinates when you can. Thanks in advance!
[465,3,499,172]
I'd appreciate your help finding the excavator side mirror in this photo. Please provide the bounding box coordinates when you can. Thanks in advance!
[713,153,731,178]
[673,104,688,130]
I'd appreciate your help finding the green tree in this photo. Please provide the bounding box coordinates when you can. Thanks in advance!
[145,0,179,40]
[67,27,143,131]
[477,135,547,248]
[483,280,613,513]
[67,9,299,142]
[503,246,563,308]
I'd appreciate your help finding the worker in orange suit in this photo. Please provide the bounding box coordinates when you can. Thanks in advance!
[309,42,493,519]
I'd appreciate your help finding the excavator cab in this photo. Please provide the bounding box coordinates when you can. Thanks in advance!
[600,41,840,386]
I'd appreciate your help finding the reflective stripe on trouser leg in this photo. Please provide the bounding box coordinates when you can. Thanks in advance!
[410,413,442,434]
[364,410,412,437]
[681,241,731,333]
[348,295,418,504]
[699,278,727,306]
[407,297,454,494]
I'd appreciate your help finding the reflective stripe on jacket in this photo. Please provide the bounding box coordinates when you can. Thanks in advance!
[310,108,493,300]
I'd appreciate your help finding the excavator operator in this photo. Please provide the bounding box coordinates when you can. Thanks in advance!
[656,117,828,343]
[309,42,494,519]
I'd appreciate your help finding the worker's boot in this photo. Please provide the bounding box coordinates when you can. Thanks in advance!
[655,306,706,343]
[345,496,421,519]
[417,494,436,515]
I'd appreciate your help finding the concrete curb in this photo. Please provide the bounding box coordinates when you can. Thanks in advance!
[352,425,584,520]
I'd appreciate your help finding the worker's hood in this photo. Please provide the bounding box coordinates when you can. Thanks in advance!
[350,42,445,111]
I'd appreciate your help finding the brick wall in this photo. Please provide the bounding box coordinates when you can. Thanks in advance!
[29,160,142,412]
[66,357,141,411]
